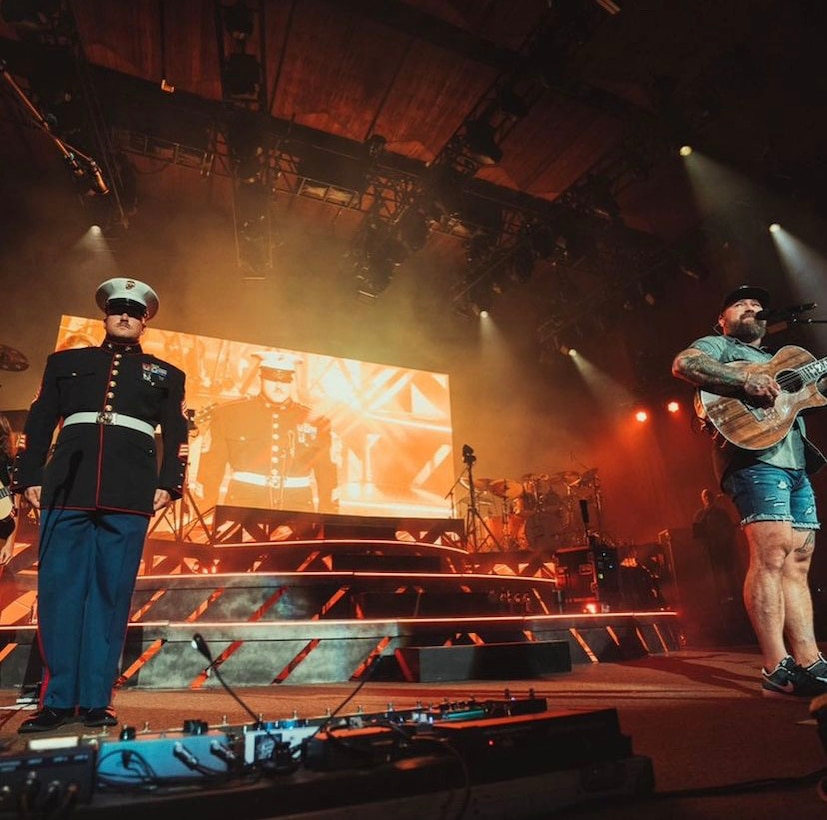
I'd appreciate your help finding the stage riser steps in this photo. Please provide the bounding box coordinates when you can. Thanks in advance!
[0,614,681,688]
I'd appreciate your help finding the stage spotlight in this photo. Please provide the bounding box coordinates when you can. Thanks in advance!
[666,400,680,413]
[560,345,577,357]
[223,1,254,39]
[634,409,648,423]
[510,243,535,283]
[479,309,489,319]
[769,222,781,233]
[223,52,261,98]
[679,145,693,157]
[464,119,503,166]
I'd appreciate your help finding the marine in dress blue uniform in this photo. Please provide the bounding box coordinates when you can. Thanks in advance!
[199,353,337,513]
[12,278,188,732]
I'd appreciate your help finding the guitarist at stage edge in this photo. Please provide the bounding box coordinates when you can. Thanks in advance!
[673,284,827,699]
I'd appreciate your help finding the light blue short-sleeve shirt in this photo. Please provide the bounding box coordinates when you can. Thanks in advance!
[690,334,806,469]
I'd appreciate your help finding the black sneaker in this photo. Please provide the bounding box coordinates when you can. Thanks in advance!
[81,706,118,728]
[804,653,827,684]
[762,655,827,699]
[18,706,75,734]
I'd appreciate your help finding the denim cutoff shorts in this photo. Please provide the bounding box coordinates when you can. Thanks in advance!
[722,464,819,529]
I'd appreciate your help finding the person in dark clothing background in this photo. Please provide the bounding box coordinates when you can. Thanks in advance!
[0,413,18,567]
[693,487,743,604]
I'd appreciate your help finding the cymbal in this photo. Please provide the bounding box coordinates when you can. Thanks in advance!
[460,476,493,491]
[521,472,549,482]
[489,478,523,499]
[579,468,599,487]
[551,470,581,487]
[0,344,28,372]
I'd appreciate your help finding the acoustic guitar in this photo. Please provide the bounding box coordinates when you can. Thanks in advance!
[696,345,827,450]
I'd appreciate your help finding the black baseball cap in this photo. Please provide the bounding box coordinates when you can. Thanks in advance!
[720,285,770,312]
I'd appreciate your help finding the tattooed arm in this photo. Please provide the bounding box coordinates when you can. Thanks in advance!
[672,347,780,403]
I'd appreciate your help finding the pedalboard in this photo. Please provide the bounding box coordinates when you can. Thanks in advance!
[97,726,239,783]
[0,744,97,814]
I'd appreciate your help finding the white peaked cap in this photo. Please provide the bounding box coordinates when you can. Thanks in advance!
[95,277,159,319]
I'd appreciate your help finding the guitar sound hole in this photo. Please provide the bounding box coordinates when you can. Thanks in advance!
[778,369,803,393]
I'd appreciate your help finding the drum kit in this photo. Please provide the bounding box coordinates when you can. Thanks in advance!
[459,468,602,553]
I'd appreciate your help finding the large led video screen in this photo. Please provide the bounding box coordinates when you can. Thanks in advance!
[56,316,454,518]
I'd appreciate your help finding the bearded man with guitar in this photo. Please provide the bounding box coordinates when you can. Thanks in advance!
[673,284,827,698]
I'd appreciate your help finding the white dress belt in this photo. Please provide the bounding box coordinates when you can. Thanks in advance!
[231,471,312,489]
[63,411,157,438]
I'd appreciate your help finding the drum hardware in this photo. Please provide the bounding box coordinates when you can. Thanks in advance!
[460,476,493,492]
[551,470,582,488]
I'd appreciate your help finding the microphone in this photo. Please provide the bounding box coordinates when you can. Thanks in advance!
[191,632,213,662]
[462,444,474,458]
[189,632,293,768]
[88,161,110,195]
[756,303,817,321]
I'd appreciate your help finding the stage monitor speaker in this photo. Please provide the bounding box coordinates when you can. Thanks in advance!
[395,640,571,682]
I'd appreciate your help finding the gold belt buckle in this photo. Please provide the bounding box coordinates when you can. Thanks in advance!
[97,411,114,425]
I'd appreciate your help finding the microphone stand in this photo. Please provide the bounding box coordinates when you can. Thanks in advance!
[443,472,466,519]
[764,311,827,334]
[0,60,109,195]
[461,446,503,553]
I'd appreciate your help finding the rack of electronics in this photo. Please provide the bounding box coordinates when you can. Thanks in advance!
[0,694,654,819]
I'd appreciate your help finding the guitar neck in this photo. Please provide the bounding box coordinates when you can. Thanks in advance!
[797,356,827,385]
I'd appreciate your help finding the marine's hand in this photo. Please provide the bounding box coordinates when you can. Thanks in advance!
[0,538,12,565]
[153,489,172,512]
[24,486,41,510]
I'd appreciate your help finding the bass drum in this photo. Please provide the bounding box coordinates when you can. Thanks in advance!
[524,505,572,553]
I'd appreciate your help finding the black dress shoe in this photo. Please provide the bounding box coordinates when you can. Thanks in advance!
[18,706,74,734]
[82,706,118,728]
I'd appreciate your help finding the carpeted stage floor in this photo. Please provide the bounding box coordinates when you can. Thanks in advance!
[1,647,826,818]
